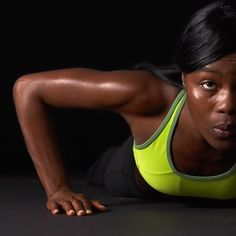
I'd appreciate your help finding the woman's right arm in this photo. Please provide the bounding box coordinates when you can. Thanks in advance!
[13,67,165,216]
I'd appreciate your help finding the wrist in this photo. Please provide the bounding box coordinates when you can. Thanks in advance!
[42,175,72,198]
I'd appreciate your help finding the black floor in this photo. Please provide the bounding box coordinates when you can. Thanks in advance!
[1,174,236,236]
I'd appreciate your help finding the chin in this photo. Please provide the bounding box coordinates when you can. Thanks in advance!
[209,138,236,151]
[202,128,236,151]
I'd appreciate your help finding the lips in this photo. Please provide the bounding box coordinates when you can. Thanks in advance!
[212,122,236,138]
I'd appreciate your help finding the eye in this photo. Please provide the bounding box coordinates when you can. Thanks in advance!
[200,81,217,91]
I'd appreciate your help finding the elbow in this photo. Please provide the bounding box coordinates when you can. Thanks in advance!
[13,75,37,106]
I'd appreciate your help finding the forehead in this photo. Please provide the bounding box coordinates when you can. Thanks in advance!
[202,53,236,75]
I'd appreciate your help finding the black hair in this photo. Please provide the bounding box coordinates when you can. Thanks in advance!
[135,0,236,88]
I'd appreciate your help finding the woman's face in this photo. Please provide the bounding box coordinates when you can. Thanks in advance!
[183,53,236,150]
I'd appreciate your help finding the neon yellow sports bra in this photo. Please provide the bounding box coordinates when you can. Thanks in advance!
[133,90,236,200]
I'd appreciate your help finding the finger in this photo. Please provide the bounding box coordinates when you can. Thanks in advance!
[71,198,86,216]
[91,200,108,212]
[60,200,76,216]
[80,198,93,215]
[47,201,61,215]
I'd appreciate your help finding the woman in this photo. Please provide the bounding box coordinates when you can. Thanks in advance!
[13,0,236,217]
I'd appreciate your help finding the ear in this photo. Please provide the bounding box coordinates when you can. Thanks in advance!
[181,72,186,87]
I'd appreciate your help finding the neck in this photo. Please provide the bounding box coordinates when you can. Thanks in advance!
[173,103,236,176]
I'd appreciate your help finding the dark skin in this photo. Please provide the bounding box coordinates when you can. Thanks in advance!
[13,53,236,217]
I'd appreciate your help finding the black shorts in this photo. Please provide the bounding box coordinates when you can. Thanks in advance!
[87,136,144,198]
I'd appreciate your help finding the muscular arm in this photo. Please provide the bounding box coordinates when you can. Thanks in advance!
[13,67,165,216]
[20,68,161,111]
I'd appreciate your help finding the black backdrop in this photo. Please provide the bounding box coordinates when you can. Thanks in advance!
[1,1,214,175]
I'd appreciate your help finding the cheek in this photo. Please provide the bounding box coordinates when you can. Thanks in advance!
[190,86,214,101]
[187,88,207,112]
[186,89,214,125]
[191,87,204,100]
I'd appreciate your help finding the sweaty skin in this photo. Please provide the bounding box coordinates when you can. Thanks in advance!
[13,53,236,216]
[174,53,236,176]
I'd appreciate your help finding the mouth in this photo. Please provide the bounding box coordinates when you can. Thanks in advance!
[212,123,236,139]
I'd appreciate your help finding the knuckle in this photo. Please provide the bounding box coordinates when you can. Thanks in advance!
[60,200,69,206]
[82,199,92,206]
[72,198,81,205]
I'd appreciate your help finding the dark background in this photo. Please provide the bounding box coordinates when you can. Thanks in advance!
[1,1,214,175]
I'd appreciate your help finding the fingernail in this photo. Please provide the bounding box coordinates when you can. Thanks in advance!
[68,210,75,215]
[101,206,107,211]
[77,210,85,216]
[86,210,92,214]
[53,209,59,214]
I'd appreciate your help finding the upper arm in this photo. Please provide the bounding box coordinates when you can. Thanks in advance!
[19,67,167,116]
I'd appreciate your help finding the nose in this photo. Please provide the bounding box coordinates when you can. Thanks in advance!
[216,90,236,115]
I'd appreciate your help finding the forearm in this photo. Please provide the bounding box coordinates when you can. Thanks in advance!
[32,126,71,198]
[13,81,71,197]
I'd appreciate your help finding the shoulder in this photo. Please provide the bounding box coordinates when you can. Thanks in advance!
[108,69,181,115]
[114,69,182,143]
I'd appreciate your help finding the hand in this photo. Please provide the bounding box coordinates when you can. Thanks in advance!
[46,189,107,216]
